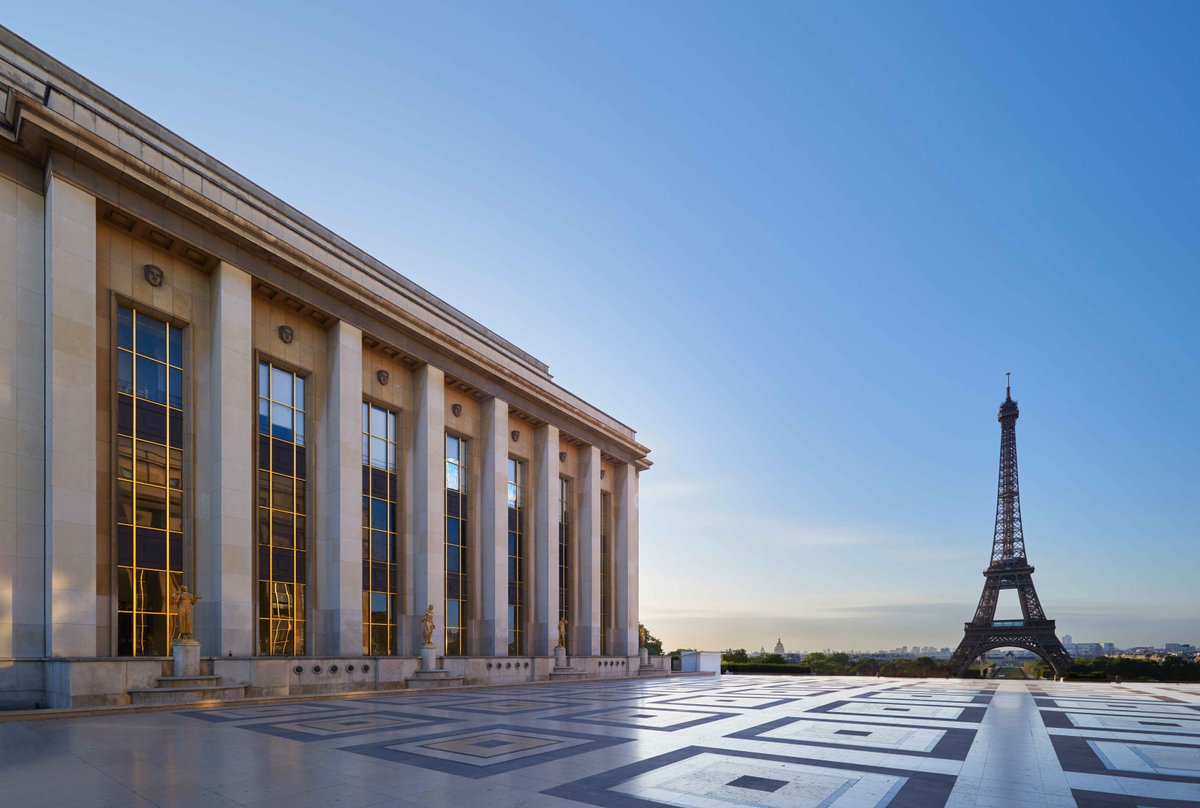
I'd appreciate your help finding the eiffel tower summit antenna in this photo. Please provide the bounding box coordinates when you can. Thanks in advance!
[948,379,1072,677]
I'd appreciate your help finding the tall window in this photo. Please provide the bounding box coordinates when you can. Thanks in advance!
[445,434,469,655]
[507,459,525,655]
[257,361,307,655]
[559,477,572,627]
[600,490,611,656]
[115,305,184,656]
[362,402,398,655]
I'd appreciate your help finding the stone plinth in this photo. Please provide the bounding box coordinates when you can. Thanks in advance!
[420,644,438,672]
[639,647,649,667]
[173,639,201,678]
[554,646,568,668]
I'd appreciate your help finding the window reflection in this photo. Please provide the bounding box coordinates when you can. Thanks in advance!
[257,360,307,655]
[115,306,185,657]
[362,401,399,655]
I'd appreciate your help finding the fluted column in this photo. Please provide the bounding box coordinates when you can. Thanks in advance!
[43,175,97,657]
[315,320,362,655]
[576,446,602,656]
[531,423,559,655]
[195,261,254,657]
[478,397,509,655]
[407,364,445,654]
[614,463,639,656]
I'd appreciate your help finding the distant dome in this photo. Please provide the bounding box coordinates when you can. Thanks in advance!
[773,638,785,655]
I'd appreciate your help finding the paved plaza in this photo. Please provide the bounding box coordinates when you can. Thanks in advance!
[1,675,1198,807]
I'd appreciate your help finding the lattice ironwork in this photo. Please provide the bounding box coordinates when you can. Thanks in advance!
[949,378,1072,677]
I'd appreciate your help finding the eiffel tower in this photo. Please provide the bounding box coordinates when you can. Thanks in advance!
[949,377,1072,678]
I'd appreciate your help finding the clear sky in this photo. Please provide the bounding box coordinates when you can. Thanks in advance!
[8,3,1197,652]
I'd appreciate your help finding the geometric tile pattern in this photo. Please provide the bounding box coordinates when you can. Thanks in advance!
[341,723,631,778]
[544,746,957,807]
[3,676,1200,807]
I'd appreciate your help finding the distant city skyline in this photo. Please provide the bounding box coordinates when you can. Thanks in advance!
[8,4,1196,652]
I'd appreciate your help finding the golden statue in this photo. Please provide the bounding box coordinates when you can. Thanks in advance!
[420,604,435,646]
[639,624,647,649]
[172,585,202,640]
[557,617,569,651]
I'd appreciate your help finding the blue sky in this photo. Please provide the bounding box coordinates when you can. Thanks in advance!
[9,3,1197,651]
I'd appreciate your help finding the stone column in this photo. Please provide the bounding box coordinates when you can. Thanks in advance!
[315,320,362,656]
[576,445,602,656]
[478,396,508,656]
[43,174,96,657]
[614,463,640,656]
[195,261,254,657]
[408,364,445,654]
[531,423,559,656]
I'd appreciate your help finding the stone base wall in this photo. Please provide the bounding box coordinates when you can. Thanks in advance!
[1,655,662,709]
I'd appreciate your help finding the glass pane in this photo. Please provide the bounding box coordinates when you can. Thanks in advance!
[117,306,133,349]
[371,499,388,531]
[271,403,292,441]
[258,362,269,398]
[446,600,459,627]
[139,443,167,485]
[117,436,134,479]
[507,482,517,508]
[258,398,270,436]
[168,326,183,368]
[386,441,395,472]
[361,434,369,466]
[135,400,166,444]
[294,375,305,410]
[271,367,292,406]
[116,481,134,524]
[168,367,183,408]
[371,593,388,621]
[136,356,167,404]
[135,314,167,361]
[446,434,458,462]
[117,567,134,610]
[117,395,133,437]
[370,436,386,469]
[117,351,133,395]
[447,544,460,574]
[272,475,294,512]
[295,412,305,446]
[370,405,386,438]
[387,411,396,440]
[295,479,306,514]
[372,530,390,563]
[136,485,167,529]
[446,461,459,491]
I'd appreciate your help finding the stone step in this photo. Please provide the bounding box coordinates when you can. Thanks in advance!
[405,673,465,689]
[155,675,222,688]
[128,683,248,707]
[549,669,590,680]
[638,667,667,677]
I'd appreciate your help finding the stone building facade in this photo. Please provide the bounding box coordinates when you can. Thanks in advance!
[0,28,650,707]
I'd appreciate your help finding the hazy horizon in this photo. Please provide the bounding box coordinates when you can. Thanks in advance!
[8,3,1197,653]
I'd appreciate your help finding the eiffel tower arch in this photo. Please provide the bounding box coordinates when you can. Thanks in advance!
[949,378,1072,678]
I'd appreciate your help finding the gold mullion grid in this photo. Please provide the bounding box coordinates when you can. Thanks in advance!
[257,360,306,656]
[507,458,525,655]
[115,305,184,657]
[600,490,611,656]
[363,401,398,655]
[559,477,572,625]
[445,434,468,656]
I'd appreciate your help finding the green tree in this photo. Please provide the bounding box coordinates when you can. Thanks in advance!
[722,648,749,663]
[638,623,664,655]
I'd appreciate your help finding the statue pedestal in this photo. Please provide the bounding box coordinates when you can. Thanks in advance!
[554,646,568,668]
[172,639,201,678]
[420,644,438,673]
[639,647,649,667]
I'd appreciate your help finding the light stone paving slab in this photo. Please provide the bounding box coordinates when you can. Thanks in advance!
[2,676,1200,807]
